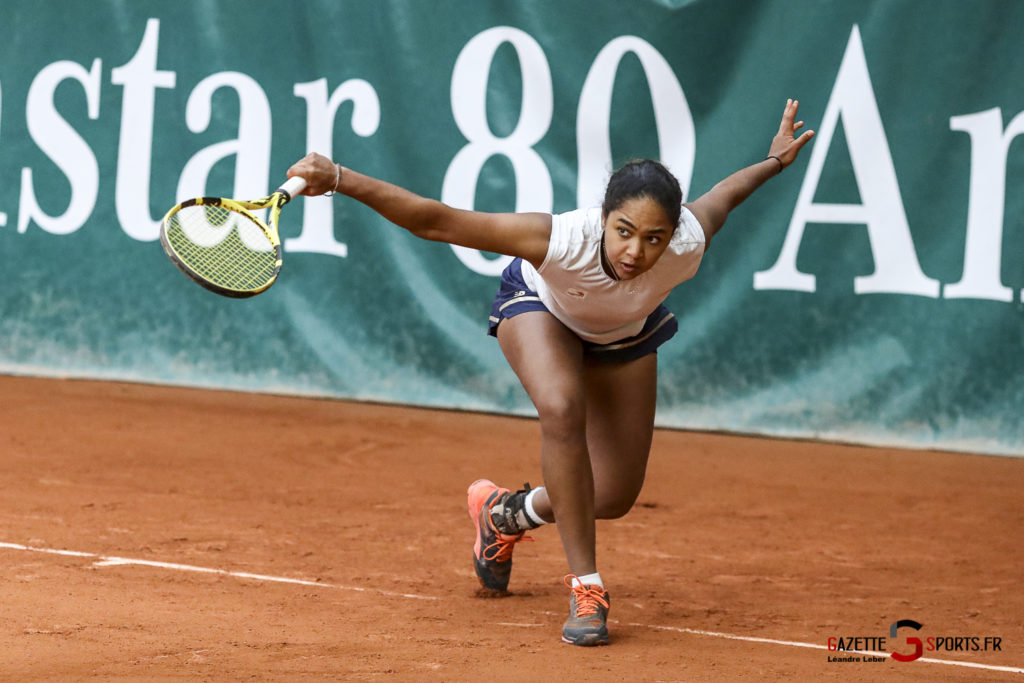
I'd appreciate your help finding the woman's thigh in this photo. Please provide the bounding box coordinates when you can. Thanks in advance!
[496,311,586,431]
[583,353,659,518]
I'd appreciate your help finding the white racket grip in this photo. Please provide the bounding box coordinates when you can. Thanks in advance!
[278,176,307,199]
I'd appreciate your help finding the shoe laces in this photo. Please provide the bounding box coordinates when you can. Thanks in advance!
[564,575,609,617]
[481,529,532,562]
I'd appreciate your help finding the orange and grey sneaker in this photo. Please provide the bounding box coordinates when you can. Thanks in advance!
[467,479,531,595]
[561,575,611,646]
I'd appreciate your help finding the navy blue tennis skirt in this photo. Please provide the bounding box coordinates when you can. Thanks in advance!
[487,259,678,364]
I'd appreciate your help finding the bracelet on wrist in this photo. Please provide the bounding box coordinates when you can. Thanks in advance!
[323,163,342,196]
[766,155,784,173]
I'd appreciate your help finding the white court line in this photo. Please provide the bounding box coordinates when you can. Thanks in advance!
[0,541,435,601]
[638,623,1024,675]
[4,541,1022,675]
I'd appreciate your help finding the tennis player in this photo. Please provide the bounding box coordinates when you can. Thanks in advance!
[288,98,814,646]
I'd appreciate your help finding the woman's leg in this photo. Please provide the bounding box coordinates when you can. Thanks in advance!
[583,353,658,518]
[520,353,658,521]
[496,311,597,575]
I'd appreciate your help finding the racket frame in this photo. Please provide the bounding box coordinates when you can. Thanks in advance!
[159,177,306,298]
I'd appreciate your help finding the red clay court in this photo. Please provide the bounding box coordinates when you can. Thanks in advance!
[2,374,1021,680]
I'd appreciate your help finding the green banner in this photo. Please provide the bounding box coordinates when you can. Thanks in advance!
[2,1,1022,456]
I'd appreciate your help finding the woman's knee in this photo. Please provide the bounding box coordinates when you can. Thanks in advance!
[535,395,587,444]
[594,485,642,519]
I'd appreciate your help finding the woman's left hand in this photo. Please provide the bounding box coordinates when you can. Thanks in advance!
[767,99,815,169]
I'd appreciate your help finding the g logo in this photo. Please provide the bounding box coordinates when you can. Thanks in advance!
[890,619,924,662]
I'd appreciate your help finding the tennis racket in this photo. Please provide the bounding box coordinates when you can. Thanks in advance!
[159,176,307,298]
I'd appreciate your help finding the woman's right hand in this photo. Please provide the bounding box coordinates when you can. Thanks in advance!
[287,152,342,196]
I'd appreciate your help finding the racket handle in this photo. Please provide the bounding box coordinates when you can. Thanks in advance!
[278,176,308,199]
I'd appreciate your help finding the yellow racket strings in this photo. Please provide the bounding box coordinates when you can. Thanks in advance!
[165,204,278,292]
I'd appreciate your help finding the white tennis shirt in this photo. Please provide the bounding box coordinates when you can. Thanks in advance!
[519,205,706,344]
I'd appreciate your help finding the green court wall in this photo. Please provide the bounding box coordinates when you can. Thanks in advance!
[2,1,1022,457]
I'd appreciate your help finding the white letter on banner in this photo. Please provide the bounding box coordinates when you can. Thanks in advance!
[0,81,5,227]
[18,59,102,235]
[176,72,272,251]
[288,78,381,258]
[946,108,1024,302]
[111,18,176,241]
[178,73,270,199]
[753,25,939,297]
[444,27,553,275]
[577,36,694,209]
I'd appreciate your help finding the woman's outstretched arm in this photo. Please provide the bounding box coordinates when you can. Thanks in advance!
[288,153,552,267]
[685,98,815,247]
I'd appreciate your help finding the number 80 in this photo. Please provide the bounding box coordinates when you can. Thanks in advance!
[442,26,696,275]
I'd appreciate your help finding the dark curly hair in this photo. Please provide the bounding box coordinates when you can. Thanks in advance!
[601,159,682,229]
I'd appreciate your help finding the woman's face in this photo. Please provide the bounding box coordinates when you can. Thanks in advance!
[601,196,674,280]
